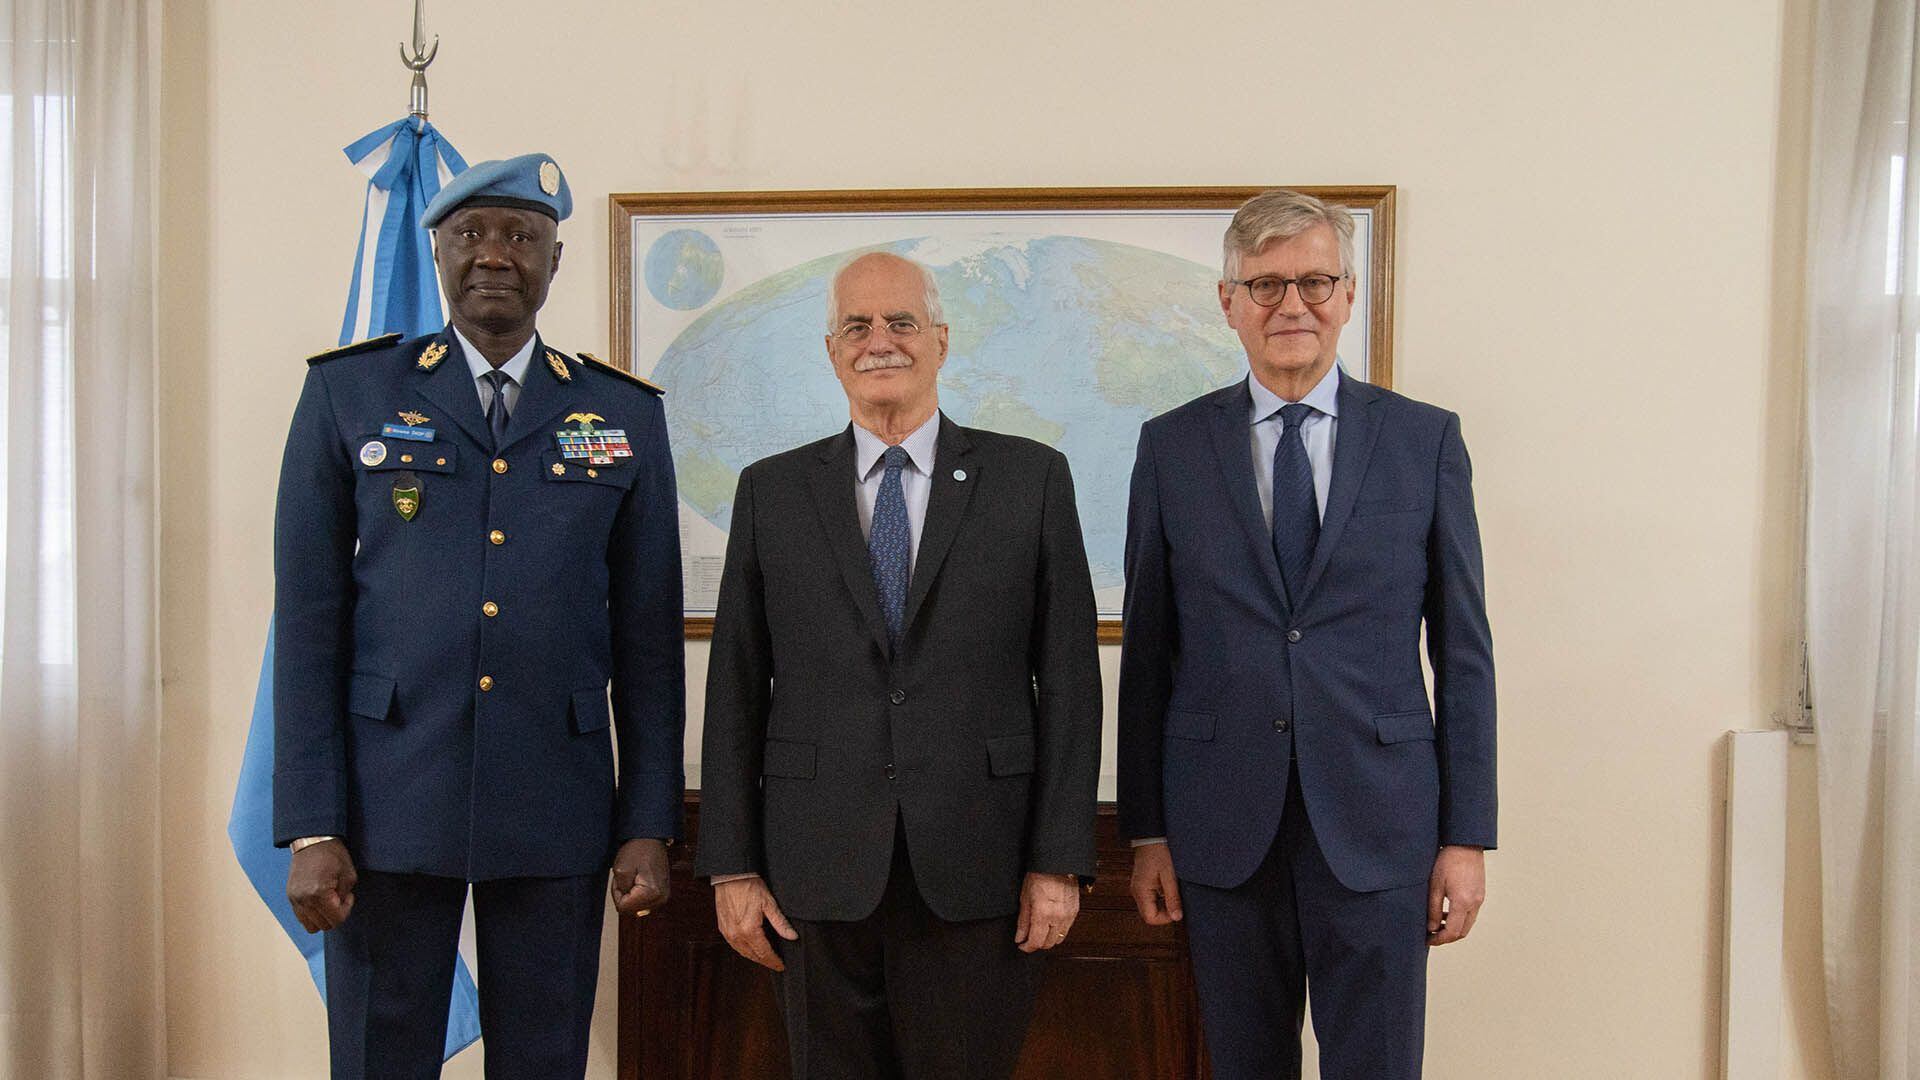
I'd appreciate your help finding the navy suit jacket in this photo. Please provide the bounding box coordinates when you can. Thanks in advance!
[1116,372,1495,893]
[271,328,686,880]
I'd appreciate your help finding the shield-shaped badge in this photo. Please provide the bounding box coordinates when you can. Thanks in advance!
[391,473,421,521]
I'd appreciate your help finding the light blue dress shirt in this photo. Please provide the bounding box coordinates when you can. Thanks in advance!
[1249,363,1341,526]
[708,410,941,886]
[853,410,940,577]
[454,327,536,416]
[1133,364,1344,851]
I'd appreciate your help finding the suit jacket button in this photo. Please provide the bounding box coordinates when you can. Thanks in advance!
[492,458,509,474]
[478,675,494,692]
[885,764,897,780]
[889,689,906,705]
[489,529,506,545]
[1286,629,1302,643]
[1273,717,1290,733]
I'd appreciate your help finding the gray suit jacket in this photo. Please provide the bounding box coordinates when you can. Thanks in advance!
[694,414,1102,922]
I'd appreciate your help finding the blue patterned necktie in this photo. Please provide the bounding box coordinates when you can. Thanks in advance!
[1271,403,1320,607]
[869,445,912,647]
[483,369,514,449]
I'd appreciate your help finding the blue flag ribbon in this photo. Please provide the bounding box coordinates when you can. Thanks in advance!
[230,117,479,1062]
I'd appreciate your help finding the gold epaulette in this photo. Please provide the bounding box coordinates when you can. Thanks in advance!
[305,332,403,366]
[579,352,666,395]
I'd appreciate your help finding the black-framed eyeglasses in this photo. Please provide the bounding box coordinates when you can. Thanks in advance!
[1227,272,1349,307]
[831,318,938,345]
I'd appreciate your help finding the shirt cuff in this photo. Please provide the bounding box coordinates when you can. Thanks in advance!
[290,835,341,853]
[709,872,761,884]
[1129,837,1168,847]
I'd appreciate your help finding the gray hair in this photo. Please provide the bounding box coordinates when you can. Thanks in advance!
[1221,190,1357,282]
[825,252,945,331]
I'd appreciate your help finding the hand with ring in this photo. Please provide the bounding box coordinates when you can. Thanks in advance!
[1015,871,1080,953]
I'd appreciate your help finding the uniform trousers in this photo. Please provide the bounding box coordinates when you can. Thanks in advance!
[323,868,604,1079]
[1180,759,1430,1080]
[772,819,1046,1080]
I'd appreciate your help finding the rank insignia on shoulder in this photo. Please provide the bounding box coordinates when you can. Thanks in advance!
[306,332,401,367]
[398,410,429,426]
[416,342,448,371]
[546,351,573,383]
[578,352,665,395]
[555,412,632,466]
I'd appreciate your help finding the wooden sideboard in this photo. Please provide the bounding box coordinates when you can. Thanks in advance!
[618,797,1212,1078]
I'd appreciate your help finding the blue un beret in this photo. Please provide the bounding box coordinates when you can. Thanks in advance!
[420,152,573,230]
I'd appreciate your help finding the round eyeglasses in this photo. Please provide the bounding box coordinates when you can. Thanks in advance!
[1226,272,1349,307]
[831,318,937,345]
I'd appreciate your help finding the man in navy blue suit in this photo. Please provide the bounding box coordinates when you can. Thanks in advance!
[1117,189,1496,1079]
[273,153,685,1077]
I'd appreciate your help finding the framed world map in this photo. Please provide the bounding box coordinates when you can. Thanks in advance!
[607,187,1397,639]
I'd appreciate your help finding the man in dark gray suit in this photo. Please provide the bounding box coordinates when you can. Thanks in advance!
[695,252,1102,1079]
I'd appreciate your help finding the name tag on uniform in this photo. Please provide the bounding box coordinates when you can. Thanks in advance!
[382,423,436,442]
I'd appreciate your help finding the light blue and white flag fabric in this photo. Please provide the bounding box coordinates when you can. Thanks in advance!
[228,117,479,1061]
[339,118,468,343]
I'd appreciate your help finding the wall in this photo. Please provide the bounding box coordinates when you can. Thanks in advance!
[156,0,1824,1075]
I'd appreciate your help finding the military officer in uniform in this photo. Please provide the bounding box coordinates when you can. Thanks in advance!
[272,152,685,1078]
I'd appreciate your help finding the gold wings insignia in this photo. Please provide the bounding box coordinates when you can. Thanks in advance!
[398,410,430,426]
[565,412,605,426]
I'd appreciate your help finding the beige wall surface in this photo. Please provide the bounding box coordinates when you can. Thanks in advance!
[157,0,1824,1076]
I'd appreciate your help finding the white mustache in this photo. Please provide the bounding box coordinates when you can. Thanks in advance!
[853,353,912,373]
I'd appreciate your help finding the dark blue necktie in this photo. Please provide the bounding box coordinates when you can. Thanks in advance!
[484,369,514,449]
[868,446,911,648]
[1271,403,1319,606]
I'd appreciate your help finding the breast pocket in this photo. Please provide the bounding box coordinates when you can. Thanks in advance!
[351,436,458,477]
[540,449,638,492]
[352,438,458,526]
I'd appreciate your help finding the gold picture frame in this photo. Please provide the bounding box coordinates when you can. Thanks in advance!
[608,186,1396,641]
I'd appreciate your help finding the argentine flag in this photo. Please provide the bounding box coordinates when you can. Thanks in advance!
[228,117,479,1061]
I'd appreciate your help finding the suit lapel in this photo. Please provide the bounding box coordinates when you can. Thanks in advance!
[1209,381,1290,613]
[413,328,492,450]
[809,428,893,659]
[1298,371,1385,605]
[900,415,977,639]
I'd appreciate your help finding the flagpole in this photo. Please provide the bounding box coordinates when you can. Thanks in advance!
[400,0,437,130]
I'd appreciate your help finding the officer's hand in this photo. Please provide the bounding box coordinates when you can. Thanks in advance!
[714,876,797,972]
[1014,872,1080,953]
[611,838,672,917]
[1129,841,1183,925]
[287,840,357,933]
[1427,845,1486,946]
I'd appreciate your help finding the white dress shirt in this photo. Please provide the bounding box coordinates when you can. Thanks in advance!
[851,410,940,578]
[453,326,537,416]
[1249,362,1341,527]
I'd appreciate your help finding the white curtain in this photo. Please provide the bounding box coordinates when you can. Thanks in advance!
[1806,0,1920,1075]
[0,0,160,1075]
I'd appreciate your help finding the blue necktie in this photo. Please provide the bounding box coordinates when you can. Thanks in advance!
[868,445,911,648]
[1271,403,1319,607]
[484,369,514,449]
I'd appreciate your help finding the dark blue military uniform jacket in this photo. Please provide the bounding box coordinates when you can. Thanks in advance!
[272,327,685,880]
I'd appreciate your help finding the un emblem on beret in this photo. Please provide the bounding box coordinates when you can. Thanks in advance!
[539,161,561,196]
